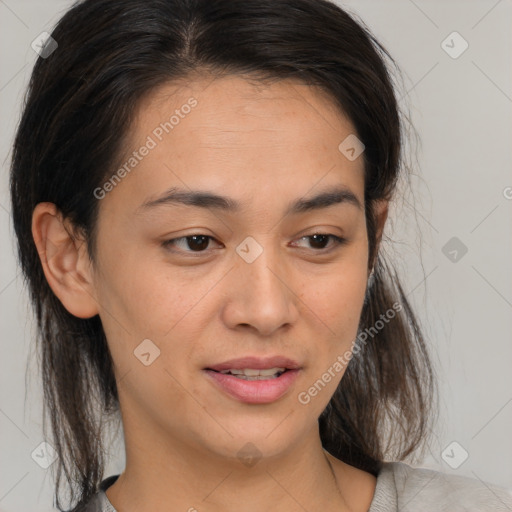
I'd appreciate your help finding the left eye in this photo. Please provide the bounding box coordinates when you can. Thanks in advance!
[292,233,346,251]
[162,233,346,255]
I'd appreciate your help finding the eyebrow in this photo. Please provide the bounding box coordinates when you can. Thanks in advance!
[137,185,363,216]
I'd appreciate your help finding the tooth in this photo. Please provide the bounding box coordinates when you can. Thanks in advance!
[243,369,262,376]
[243,367,285,376]
[216,367,287,377]
[236,375,280,380]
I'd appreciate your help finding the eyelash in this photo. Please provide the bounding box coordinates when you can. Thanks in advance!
[161,233,347,256]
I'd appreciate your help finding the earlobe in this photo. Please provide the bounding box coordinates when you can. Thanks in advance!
[31,202,99,319]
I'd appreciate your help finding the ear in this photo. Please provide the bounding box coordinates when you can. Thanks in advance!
[370,199,389,270]
[31,202,99,318]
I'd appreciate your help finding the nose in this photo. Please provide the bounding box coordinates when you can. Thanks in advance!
[220,241,300,337]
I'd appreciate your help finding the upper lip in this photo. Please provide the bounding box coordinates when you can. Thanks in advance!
[205,356,301,372]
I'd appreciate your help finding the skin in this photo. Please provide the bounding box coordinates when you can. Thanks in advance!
[32,74,388,512]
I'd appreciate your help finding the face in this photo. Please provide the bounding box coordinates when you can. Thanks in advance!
[90,75,378,463]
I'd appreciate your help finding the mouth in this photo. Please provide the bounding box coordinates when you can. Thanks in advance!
[203,356,302,404]
[210,367,289,380]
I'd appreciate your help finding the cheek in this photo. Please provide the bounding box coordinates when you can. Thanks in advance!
[94,239,204,336]
[95,224,369,348]
[297,271,367,405]
[305,278,367,365]
[301,261,368,336]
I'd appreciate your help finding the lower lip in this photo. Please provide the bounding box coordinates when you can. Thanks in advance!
[203,369,301,404]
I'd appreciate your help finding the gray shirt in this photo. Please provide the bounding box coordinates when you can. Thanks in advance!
[84,461,512,511]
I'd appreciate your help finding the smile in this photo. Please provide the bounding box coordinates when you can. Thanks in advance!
[217,367,286,380]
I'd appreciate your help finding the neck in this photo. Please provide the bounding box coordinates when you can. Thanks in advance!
[106,423,355,512]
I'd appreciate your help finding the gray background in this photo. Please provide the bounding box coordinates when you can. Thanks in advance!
[1,0,511,510]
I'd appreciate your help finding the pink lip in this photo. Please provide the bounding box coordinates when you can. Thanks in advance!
[204,355,302,404]
[203,368,301,404]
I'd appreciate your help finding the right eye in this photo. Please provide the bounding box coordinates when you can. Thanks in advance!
[161,234,223,255]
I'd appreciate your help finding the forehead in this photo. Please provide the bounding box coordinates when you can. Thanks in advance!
[107,74,365,217]
[136,74,356,147]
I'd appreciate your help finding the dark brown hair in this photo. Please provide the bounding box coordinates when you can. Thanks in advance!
[10,0,437,510]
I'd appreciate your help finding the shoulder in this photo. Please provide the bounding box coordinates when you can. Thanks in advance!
[370,461,512,512]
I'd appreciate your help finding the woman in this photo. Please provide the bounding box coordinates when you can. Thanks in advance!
[9,0,512,511]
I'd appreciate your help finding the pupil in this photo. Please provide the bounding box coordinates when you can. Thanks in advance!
[188,235,209,251]
[310,234,328,249]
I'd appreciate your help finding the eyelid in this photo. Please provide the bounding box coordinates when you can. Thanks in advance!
[161,232,346,256]
[161,234,223,255]
[290,233,346,253]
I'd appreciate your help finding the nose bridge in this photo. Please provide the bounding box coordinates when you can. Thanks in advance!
[240,237,288,302]
[226,235,298,334]
[245,245,283,295]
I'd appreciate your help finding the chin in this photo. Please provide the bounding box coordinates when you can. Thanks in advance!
[199,416,306,463]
